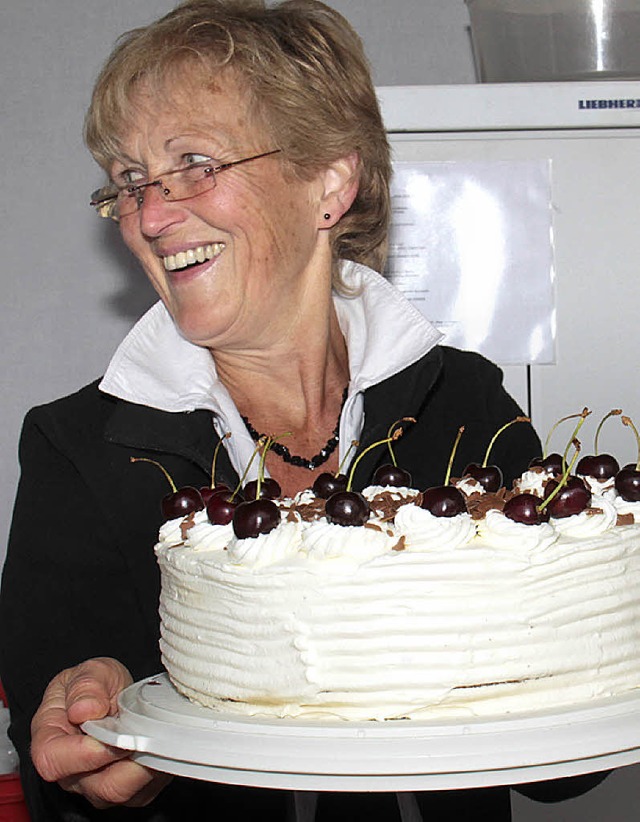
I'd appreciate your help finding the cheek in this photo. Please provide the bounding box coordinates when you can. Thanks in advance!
[119,224,167,290]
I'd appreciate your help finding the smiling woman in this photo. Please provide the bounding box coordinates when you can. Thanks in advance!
[0,2,580,821]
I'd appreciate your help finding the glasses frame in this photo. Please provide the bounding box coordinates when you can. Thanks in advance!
[90,148,282,221]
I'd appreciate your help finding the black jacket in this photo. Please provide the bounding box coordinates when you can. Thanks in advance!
[0,345,605,820]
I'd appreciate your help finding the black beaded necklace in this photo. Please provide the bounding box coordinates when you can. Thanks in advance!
[241,387,348,471]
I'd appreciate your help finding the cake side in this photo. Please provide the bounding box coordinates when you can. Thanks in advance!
[155,484,640,720]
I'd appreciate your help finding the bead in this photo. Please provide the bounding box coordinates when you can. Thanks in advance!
[240,387,347,470]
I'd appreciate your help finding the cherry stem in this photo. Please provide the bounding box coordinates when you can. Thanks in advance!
[561,409,591,469]
[543,408,590,458]
[130,457,176,493]
[346,430,404,492]
[234,437,267,501]
[482,416,529,467]
[385,417,416,467]
[444,426,465,486]
[539,438,582,513]
[255,436,276,500]
[594,409,622,455]
[621,416,640,471]
[210,432,231,489]
[337,440,359,477]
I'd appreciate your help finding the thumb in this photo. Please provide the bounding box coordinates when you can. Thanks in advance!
[64,658,133,726]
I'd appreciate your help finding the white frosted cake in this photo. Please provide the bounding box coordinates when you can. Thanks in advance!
[155,470,640,721]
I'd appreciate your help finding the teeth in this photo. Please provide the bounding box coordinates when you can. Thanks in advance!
[163,243,224,272]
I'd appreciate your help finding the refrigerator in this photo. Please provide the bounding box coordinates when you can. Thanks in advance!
[377,80,640,464]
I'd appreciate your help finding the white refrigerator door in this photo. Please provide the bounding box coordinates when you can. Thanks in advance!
[380,83,640,463]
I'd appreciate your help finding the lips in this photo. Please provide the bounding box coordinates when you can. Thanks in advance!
[162,242,225,272]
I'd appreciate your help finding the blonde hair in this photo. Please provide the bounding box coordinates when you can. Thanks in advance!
[84,0,391,279]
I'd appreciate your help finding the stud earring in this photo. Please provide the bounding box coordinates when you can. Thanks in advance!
[324,213,331,220]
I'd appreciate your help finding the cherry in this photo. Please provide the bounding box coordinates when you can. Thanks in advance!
[533,409,591,479]
[312,472,348,499]
[372,464,412,487]
[614,416,640,502]
[576,453,620,481]
[200,483,230,505]
[529,453,564,475]
[161,487,204,520]
[576,409,622,481]
[325,491,370,526]
[244,477,282,500]
[232,499,280,539]
[130,456,205,520]
[462,463,502,493]
[503,493,550,525]
[420,486,467,518]
[615,466,640,502]
[464,416,528,492]
[206,488,241,525]
[544,476,591,518]
[200,432,232,504]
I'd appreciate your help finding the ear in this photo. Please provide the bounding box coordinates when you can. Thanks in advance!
[317,152,360,228]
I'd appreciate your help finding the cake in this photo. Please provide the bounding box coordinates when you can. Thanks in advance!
[154,456,640,722]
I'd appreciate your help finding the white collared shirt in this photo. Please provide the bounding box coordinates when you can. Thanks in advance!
[99,261,442,480]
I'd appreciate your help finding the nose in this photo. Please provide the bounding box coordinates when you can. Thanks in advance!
[136,182,188,237]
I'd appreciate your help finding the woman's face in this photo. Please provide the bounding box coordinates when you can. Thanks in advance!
[112,73,330,351]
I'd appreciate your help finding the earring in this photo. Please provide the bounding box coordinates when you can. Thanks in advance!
[324,213,331,220]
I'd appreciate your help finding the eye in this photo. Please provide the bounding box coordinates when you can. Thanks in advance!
[115,168,146,189]
[183,152,214,166]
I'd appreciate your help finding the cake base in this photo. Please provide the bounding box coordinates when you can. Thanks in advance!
[83,673,640,791]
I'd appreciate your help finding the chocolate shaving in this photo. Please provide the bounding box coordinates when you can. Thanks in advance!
[366,490,420,523]
[465,487,511,521]
[617,513,635,527]
[280,496,326,523]
[364,521,383,532]
[180,512,197,541]
[391,536,406,552]
[585,506,603,516]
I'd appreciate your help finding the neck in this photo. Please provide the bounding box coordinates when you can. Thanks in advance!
[213,299,349,430]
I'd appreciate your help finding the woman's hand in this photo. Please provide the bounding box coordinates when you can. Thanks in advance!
[31,657,172,808]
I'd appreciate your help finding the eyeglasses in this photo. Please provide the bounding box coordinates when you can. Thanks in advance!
[90,148,282,221]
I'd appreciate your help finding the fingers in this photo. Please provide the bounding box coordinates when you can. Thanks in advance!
[63,657,133,725]
[30,657,170,808]
[32,723,129,783]
[59,759,173,809]
[32,657,133,780]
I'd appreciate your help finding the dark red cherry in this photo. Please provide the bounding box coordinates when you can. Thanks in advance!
[420,486,467,518]
[232,498,280,538]
[576,454,620,481]
[161,487,204,520]
[199,483,230,505]
[529,453,563,475]
[462,462,503,493]
[615,466,640,502]
[503,493,550,525]
[544,476,591,518]
[325,491,370,526]
[206,489,241,525]
[244,477,282,500]
[372,464,413,487]
[312,472,348,499]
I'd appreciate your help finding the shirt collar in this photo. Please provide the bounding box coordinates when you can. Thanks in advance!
[99,261,442,477]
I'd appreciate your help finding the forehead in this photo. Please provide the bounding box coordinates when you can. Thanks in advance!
[113,68,264,162]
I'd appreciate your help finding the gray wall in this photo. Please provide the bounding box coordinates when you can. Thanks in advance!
[1,2,637,818]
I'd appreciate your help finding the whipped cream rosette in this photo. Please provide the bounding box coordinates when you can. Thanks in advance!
[394,501,476,551]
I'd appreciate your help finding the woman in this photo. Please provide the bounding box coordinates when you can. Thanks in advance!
[0,1,604,820]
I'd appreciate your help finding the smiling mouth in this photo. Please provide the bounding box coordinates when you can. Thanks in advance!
[162,242,225,272]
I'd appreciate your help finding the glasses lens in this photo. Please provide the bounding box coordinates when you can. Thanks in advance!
[110,163,217,219]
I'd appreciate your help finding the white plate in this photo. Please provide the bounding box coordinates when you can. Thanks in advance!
[82,674,640,791]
